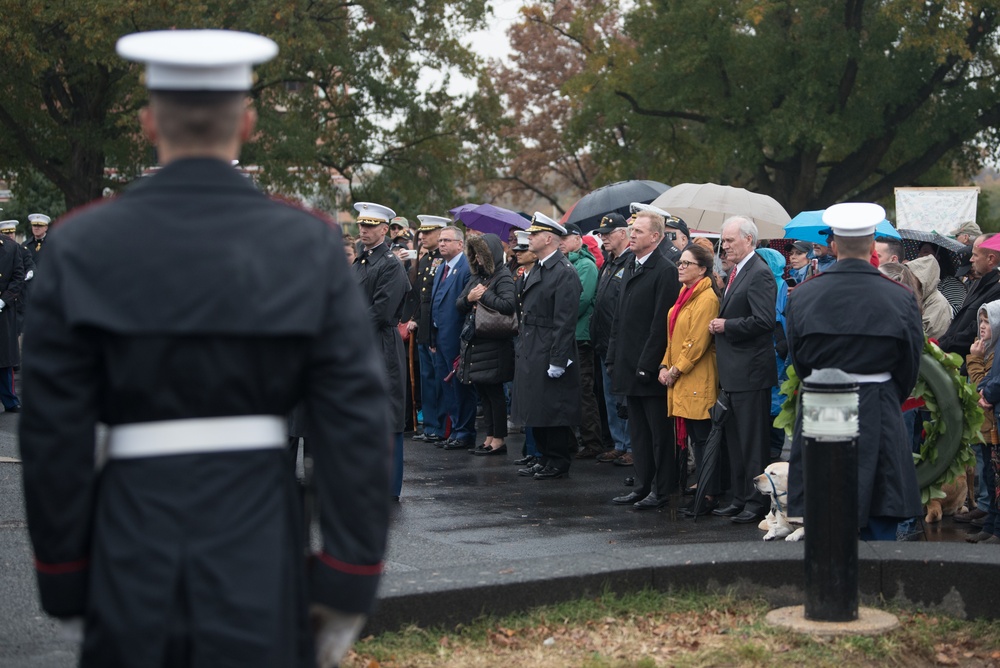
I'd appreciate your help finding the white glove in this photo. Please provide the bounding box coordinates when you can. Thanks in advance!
[310,604,367,668]
[547,364,565,379]
[56,617,84,643]
[25,270,33,281]
[0,297,5,312]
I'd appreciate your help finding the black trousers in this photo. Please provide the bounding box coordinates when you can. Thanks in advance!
[475,382,507,439]
[577,342,603,450]
[723,388,771,514]
[533,425,576,472]
[627,394,676,498]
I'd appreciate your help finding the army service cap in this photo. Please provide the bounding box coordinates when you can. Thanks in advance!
[354,202,396,226]
[117,30,278,92]
[821,203,885,237]
[416,215,450,232]
[527,212,567,235]
[28,213,51,226]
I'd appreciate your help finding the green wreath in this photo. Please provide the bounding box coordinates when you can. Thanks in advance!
[773,340,980,504]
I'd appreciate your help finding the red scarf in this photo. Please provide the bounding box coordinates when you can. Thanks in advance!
[668,279,702,338]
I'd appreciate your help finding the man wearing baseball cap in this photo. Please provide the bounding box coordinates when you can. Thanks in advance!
[19,30,389,667]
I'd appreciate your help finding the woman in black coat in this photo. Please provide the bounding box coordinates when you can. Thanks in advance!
[457,233,517,455]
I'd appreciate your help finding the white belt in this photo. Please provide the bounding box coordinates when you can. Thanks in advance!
[108,415,286,459]
[848,372,891,384]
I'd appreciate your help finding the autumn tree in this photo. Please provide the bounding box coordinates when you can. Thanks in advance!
[0,0,489,214]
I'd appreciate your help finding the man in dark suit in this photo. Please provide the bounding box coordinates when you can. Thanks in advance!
[431,225,477,450]
[606,211,680,509]
[0,223,25,412]
[511,213,583,479]
[709,216,777,524]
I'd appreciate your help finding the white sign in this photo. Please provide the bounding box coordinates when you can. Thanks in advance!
[894,187,979,234]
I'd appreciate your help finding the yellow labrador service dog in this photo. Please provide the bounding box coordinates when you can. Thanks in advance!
[753,462,804,542]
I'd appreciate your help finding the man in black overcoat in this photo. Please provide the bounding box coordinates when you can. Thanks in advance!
[354,202,410,498]
[938,233,1000,361]
[19,30,391,668]
[785,203,924,540]
[606,211,680,509]
[709,216,777,524]
[1,220,34,336]
[511,213,582,479]
[0,223,25,411]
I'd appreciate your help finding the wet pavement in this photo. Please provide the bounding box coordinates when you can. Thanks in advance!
[384,429,975,576]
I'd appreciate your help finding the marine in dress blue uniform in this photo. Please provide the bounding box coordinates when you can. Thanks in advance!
[785,203,924,539]
[19,31,391,668]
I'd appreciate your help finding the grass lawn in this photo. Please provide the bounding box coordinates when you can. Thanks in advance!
[345,589,1000,667]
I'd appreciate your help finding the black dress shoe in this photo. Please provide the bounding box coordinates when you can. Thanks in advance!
[634,493,669,510]
[475,444,507,456]
[4,405,20,413]
[533,466,568,480]
[517,463,545,477]
[712,504,742,517]
[731,509,766,524]
[513,455,537,466]
[443,438,472,451]
[612,491,645,505]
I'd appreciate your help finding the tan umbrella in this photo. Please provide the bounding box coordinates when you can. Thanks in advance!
[650,182,790,238]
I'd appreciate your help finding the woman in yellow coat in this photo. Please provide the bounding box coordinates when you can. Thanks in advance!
[658,243,721,515]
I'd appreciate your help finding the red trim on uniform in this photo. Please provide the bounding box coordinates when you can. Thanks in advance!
[34,557,89,575]
[269,194,339,229]
[316,551,383,576]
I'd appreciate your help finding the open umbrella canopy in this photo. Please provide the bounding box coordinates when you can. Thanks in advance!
[650,183,790,238]
[898,228,970,271]
[448,203,528,239]
[784,210,901,245]
[565,180,670,233]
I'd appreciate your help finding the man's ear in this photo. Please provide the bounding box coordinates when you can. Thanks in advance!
[239,107,258,143]
[139,107,157,145]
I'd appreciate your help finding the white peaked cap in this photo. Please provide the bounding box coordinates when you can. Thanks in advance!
[117,30,279,91]
[822,203,886,237]
[354,202,396,224]
[416,215,450,230]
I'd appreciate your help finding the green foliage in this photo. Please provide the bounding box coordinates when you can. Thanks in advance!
[773,364,800,437]
[0,169,65,233]
[0,0,491,215]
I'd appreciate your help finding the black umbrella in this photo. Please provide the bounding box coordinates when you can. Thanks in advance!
[898,229,970,275]
[565,180,670,233]
[683,392,730,520]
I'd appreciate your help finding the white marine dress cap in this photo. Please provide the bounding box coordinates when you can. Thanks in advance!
[354,202,396,225]
[821,203,886,237]
[116,30,279,91]
[416,215,450,231]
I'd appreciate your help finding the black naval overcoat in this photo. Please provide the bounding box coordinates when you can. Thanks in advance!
[354,241,410,433]
[14,241,34,334]
[511,249,583,427]
[19,158,392,667]
[0,237,25,367]
[785,258,924,526]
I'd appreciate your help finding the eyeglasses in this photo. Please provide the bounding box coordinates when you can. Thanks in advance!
[438,237,460,244]
[677,260,698,269]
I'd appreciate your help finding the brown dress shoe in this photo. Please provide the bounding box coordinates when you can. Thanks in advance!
[613,453,634,467]
[954,508,988,523]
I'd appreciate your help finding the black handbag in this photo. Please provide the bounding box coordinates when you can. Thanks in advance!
[472,279,518,339]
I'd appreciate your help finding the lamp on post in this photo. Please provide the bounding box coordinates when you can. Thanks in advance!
[800,368,860,622]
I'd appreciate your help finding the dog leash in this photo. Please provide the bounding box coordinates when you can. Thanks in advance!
[764,471,787,514]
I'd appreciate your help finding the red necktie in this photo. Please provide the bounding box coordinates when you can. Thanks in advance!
[726,267,737,292]
[441,264,450,281]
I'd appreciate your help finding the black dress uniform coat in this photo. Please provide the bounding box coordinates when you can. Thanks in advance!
[511,249,582,427]
[354,241,410,433]
[21,232,46,267]
[590,248,633,359]
[412,248,442,346]
[14,242,34,334]
[19,158,391,667]
[0,237,25,367]
[785,258,924,526]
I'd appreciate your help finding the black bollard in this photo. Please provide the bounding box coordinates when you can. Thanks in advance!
[800,369,859,622]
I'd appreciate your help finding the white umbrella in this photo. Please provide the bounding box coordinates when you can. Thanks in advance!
[650,183,791,238]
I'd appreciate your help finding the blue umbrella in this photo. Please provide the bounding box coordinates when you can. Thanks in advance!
[783,209,900,245]
[448,203,528,238]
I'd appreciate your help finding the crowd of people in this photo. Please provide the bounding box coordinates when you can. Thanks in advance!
[352,199,1000,544]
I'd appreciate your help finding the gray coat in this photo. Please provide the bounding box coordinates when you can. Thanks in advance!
[511,249,583,427]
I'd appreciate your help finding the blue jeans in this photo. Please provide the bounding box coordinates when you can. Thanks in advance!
[975,443,991,512]
[599,354,630,452]
[418,344,445,437]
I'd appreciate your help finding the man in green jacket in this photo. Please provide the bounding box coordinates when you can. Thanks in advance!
[560,223,602,457]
